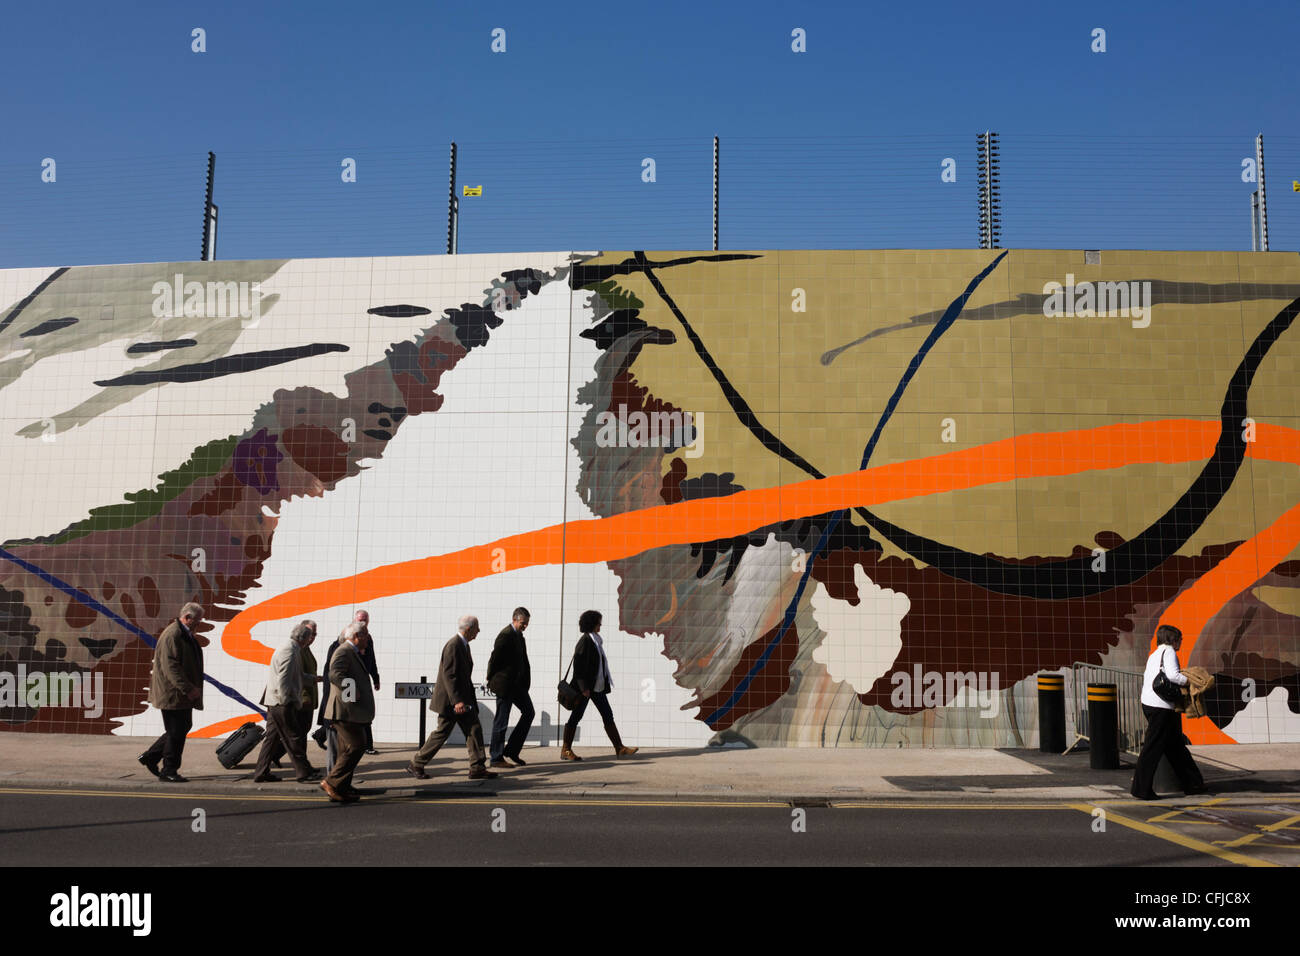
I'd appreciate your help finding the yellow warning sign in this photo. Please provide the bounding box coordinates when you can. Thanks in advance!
[463,186,482,197]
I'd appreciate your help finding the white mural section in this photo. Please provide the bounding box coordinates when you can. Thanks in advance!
[1222,687,1300,743]
[130,265,707,747]
[809,563,909,695]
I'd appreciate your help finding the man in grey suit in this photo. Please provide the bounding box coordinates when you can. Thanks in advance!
[406,615,496,781]
[321,622,375,803]
[252,620,321,783]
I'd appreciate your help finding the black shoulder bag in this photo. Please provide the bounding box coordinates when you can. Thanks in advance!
[557,654,581,710]
[1151,648,1185,708]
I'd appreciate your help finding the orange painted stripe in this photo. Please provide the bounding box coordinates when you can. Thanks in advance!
[210,418,1298,744]
[1183,715,1238,746]
[190,713,263,738]
[1154,500,1300,744]
[1254,422,1300,467]
[1160,501,1300,646]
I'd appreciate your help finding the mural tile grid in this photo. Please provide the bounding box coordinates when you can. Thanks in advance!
[0,249,1297,747]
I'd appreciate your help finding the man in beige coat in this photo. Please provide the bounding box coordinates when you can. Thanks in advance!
[252,620,321,783]
[322,622,375,803]
[138,602,205,783]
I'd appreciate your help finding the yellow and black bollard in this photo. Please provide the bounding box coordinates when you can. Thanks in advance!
[1087,683,1120,769]
[1037,673,1066,753]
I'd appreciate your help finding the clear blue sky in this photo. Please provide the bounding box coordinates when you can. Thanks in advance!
[2,0,1298,265]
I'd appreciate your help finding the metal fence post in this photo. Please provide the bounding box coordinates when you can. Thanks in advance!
[447,142,458,255]
[1255,133,1269,251]
[200,151,217,261]
[712,135,719,251]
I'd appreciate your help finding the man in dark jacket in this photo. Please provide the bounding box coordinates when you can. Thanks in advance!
[486,607,535,768]
[405,615,495,781]
[138,602,205,783]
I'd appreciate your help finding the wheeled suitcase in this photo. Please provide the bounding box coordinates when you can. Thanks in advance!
[215,721,265,769]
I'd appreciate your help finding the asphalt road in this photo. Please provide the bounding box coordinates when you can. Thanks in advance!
[0,787,1282,867]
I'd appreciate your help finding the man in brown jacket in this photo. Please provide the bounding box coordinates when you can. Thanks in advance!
[405,615,495,781]
[138,602,205,783]
[321,622,375,803]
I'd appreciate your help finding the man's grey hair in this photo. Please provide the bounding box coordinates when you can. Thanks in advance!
[343,621,368,642]
[179,602,204,622]
[290,620,317,644]
[457,614,479,634]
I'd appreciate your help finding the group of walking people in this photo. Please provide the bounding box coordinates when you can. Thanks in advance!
[139,601,636,803]
[140,601,1209,804]
[400,607,636,790]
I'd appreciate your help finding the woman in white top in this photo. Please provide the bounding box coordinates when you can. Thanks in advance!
[560,609,638,761]
[1130,624,1206,800]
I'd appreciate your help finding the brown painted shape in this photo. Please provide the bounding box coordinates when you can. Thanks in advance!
[811,544,1298,715]
[190,472,245,516]
[282,425,350,484]
[696,622,800,731]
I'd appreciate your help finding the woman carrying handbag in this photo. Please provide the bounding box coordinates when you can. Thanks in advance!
[1130,624,1207,800]
[560,610,638,761]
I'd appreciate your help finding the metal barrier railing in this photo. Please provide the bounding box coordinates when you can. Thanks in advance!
[1067,662,1145,755]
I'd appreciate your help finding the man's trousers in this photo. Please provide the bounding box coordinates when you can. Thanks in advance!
[412,710,487,773]
[141,708,193,775]
[489,689,535,762]
[254,704,313,778]
[325,720,368,791]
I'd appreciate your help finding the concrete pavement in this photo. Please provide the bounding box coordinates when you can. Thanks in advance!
[1,731,1296,803]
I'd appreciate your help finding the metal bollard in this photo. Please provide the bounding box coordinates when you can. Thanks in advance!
[1087,683,1120,769]
[1037,673,1066,753]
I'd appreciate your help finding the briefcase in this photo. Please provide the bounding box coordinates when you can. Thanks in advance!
[215,721,265,769]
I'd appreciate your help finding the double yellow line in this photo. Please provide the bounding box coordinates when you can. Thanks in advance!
[0,786,1291,865]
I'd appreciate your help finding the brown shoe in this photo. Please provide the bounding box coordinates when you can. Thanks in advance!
[561,725,582,761]
[320,780,345,803]
[468,768,499,780]
[604,720,635,757]
[405,763,429,780]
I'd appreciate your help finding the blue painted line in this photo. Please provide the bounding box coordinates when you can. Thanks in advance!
[704,251,1009,727]
[857,251,1009,473]
[0,546,265,717]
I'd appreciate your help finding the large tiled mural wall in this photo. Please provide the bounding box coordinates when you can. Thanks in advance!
[1,249,1298,748]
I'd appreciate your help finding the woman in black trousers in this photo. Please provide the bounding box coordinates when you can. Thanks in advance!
[561,610,638,760]
[1131,624,1207,800]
